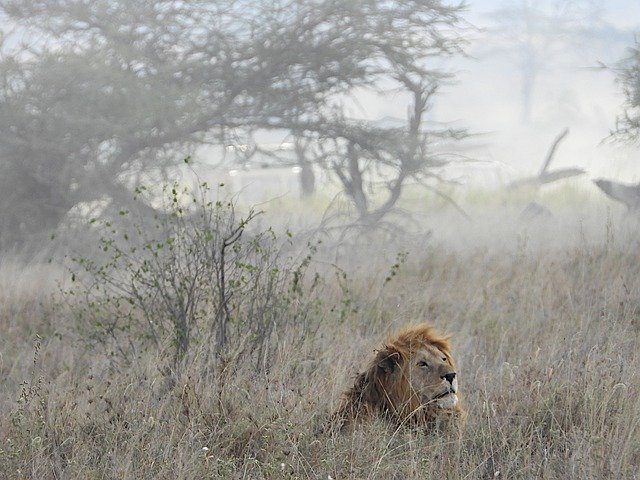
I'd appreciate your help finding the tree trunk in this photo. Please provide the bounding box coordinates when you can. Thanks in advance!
[294,137,316,197]
[299,161,316,197]
[346,142,369,218]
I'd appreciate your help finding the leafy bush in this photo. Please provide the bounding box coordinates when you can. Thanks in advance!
[65,181,321,370]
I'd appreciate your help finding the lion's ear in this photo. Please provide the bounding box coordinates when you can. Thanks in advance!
[376,346,402,374]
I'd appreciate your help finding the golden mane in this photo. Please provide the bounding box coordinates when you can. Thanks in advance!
[388,324,453,359]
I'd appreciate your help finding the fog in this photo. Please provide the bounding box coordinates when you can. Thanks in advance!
[0,0,639,254]
[328,0,640,180]
[3,4,640,476]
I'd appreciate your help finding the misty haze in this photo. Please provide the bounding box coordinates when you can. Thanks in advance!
[1,1,639,478]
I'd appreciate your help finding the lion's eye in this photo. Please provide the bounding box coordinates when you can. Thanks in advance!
[442,356,447,362]
[418,361,430,368]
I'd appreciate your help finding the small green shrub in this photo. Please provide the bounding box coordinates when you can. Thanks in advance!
[65,181,321,370]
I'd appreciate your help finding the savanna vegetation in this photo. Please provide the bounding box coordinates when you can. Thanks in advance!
[1,194,639,478]
[1,1,640,479]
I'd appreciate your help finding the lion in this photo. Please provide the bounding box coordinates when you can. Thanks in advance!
[331,324,461,430]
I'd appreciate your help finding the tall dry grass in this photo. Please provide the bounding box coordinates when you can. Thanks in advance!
[1,215,639,479]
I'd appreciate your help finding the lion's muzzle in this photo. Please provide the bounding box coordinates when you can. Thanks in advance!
[435,392,458,410]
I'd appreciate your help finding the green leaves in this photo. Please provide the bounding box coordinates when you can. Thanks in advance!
[66,182,322,371]
[384,250,409,285]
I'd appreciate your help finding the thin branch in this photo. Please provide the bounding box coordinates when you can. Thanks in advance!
[539,127,569,176]
[418,182,471,221]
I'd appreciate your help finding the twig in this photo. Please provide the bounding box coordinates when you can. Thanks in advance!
[539,127,570,176]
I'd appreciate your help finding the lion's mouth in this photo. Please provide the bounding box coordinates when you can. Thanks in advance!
[433,384,457,400]
[435,392,458,409]
[434,390,452,400]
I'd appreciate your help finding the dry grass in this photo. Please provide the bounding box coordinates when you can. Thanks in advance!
[1,215,640,479]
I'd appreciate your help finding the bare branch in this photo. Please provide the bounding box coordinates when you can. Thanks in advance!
[539,127,570,176]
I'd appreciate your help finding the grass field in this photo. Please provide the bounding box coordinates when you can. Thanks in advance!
[1,204,639,479]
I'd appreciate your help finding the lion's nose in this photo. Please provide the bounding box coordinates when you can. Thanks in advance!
[442,372,456,385]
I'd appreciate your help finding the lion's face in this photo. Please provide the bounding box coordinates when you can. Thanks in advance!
[404,344,458,411]
[371,326,461,420]
[334,324,461,430]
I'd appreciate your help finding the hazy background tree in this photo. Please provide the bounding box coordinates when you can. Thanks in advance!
[0,0,467,249]
[486,0,611,124]
[243,0,468,223]
[613,38,640,142]
[590,36,640,211]
[0,0,249,248]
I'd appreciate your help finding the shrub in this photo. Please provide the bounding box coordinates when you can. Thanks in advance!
[65,181,321,370]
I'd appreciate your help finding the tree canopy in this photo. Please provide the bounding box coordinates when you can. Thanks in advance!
[614,39,640,143]
[0,0,467,248]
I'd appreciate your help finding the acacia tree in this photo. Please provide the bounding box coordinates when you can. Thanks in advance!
[0,0,262,248]
[613,39,640,142]
[0,0,468,248]
[230,0,468,223]
[487,0,608,124]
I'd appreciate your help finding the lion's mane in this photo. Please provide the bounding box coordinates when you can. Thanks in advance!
[332,324,462,430]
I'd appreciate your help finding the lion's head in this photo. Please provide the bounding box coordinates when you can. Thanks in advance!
[333,324,461,430]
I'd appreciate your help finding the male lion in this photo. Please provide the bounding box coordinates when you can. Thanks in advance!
[332,324,461,430]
